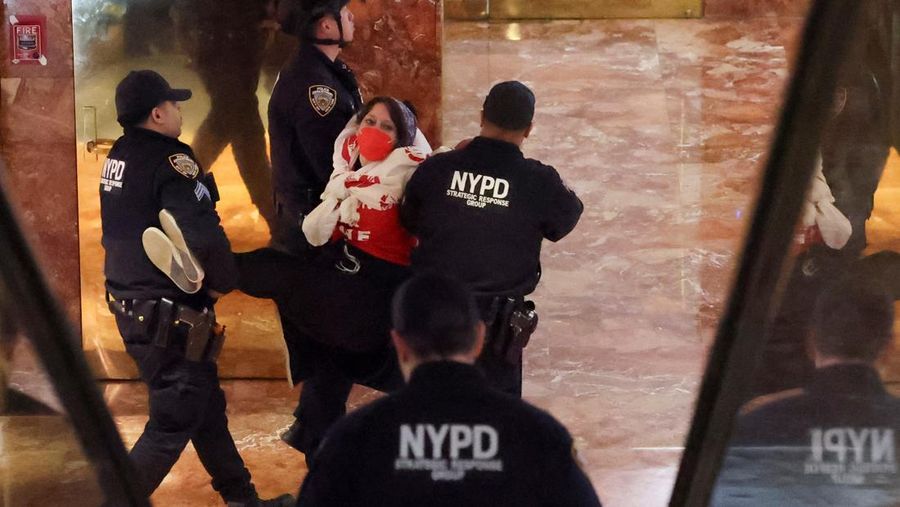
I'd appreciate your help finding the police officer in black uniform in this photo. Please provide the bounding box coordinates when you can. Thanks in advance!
[263,0,365,459]
[100,70,292,506]
[716,281,900,504]
[400,81,583,397]
[268,0,362,253]
[296,274,602,506]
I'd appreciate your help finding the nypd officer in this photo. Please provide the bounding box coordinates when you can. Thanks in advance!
[100,70,292,506]
[716,281,900,503]
[268,0,362,253]
[400,81,583,397]
[263,0,364,458]
[296,274,602,506]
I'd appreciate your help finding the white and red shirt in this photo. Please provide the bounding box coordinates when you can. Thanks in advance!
[302,120,432,265]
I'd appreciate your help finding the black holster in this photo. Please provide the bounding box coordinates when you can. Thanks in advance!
[107,295,224,363]
[486,297,539,365]
[173,304,221,362]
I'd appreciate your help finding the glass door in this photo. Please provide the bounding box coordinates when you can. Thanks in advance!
[73,0,291,379]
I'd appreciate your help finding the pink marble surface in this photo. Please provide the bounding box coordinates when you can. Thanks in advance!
[442,17,804,505]
[342,0,442,145]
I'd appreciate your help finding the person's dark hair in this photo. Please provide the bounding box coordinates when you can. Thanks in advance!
[356,96,418,148]
[392,273,480,358]
[483,80,535,131]
[812,280,894,363]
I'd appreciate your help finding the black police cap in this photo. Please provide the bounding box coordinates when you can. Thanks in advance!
[280,0,349,38]
[483,81,535,131]
[115,70,191,127]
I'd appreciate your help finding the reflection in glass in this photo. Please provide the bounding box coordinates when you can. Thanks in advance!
[713,3,900,503]
[73,0,293,379]
[0,311,105,506]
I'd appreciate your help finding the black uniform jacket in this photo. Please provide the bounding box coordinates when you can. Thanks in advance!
[297,361,602,507]
[400,137,583,296]
[269,43,362,220]
[100,127,237,302]
[715,365,900,504]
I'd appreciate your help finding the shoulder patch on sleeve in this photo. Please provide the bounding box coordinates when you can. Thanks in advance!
[309,85,337,116]
[168,153,200,179]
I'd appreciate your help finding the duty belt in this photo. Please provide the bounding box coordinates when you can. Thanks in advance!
[107,295,225,362]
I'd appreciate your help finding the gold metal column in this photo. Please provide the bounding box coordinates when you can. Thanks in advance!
[445,0,703,19]
[445,0,490,19]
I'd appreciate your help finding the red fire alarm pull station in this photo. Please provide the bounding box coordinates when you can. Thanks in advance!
[8,14,47,65]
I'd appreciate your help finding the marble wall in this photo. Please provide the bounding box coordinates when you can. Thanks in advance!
[342,0,443,145]
[0,0,80,329]
[705,0,812,18]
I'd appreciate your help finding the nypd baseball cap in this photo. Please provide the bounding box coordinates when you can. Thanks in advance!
[115,70,192,127]
[483,81,535,131]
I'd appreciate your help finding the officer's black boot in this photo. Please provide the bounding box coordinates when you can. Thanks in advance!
[281,419,319,468]
[226,493,295,507]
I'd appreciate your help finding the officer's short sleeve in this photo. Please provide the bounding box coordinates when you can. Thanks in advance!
[296,423,360,506]
[153,154,238,294]
[540,421,603,506]
[536,163,583,242]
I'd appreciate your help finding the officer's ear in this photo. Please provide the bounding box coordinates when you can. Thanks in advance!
[523,123,533,139]
[316,15,334,37]
[150,105,165,125]
[479,110,485,128]
[391,329,413,363]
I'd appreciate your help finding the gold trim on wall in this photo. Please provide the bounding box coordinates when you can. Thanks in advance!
[445,0,703,19]
[445,0,490,19]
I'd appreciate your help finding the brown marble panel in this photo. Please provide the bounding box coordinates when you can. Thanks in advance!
[705,0,812,18]
[0,77,75,144]
[341,0,443,145]
[0,1,79,331]
[0,0,75,78]
[0,141,80,325]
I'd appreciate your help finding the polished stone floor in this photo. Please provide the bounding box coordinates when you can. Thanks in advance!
[13,13,900,507]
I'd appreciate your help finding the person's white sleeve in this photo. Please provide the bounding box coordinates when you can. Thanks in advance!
[332,116,360,175]
[302,196,341,246]
[413,128,432,154]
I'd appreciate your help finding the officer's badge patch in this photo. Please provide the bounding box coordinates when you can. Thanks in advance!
[309,85,337,117]
[168,153,200,179]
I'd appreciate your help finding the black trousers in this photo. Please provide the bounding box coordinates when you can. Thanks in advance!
[291,341,400,455]
[236,245,405,453]
[476,297,525,398]
[477,345,523,398]
[116,314,256,501]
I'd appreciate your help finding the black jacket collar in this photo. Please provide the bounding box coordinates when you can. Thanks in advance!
[808,364,887,398]
[467,136,525,158]
[299,43,350,74]
[124,126,184,147]
[406,361,488,395]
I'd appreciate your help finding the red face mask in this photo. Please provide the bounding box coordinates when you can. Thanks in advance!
[356,127,394,162]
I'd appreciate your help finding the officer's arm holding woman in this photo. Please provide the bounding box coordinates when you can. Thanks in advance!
[153,153,238,294]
